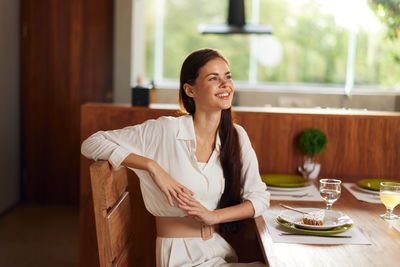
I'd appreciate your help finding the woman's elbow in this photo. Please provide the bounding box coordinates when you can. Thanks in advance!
[81,139,92,159]
[81,135,101,159]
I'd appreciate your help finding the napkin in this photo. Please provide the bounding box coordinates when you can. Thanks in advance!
[268,184,323,201]
[263,211,371,245]
[343,183,381,204]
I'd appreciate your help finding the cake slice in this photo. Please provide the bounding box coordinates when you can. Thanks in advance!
[302,210,325,226]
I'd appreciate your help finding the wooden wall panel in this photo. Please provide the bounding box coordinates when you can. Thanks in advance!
[20,0,113,204]
[80,103,400,266]
[234,113,400,180]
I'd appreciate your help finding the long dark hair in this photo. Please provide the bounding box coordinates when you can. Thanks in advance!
[179,48,243,234]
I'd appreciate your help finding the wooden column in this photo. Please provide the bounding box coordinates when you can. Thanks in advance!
[20,0,113,205]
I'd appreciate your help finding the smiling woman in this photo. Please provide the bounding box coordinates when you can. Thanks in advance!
[82,48,270,266]
[182,57,234,113]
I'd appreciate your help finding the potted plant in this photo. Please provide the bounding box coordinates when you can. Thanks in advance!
[298,128,328,179]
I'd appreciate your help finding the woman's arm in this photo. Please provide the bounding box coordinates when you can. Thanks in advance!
[122,153,194,206]
[177,194,254,225]
[82,123,193,207]
[81,128,139,169]
[213,200,254,223]
[237,125,270,218]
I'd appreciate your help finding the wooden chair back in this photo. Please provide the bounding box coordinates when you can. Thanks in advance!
[90,160,132,267]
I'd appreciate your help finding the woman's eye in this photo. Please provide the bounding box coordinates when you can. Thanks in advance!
[209,77,217,81]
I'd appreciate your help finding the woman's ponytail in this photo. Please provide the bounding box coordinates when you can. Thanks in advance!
[218,108,243,234]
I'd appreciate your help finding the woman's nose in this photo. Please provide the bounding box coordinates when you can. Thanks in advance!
[220,78,227,87]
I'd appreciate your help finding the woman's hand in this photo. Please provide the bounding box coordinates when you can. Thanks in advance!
[177,193,219,226]
[147,160,194,207]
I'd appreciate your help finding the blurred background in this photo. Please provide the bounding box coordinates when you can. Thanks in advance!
[124,0,400,110]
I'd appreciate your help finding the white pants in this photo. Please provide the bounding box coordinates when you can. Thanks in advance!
[156,233,266,267]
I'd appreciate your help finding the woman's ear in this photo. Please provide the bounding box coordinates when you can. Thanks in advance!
[184,83,195,98]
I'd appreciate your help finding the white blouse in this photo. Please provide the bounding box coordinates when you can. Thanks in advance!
[81,115,270,218]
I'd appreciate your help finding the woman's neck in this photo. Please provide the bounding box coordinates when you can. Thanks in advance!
[192,110,221,162]
[192,110,221,139]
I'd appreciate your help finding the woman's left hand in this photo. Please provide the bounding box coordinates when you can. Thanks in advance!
[177,193,219,226]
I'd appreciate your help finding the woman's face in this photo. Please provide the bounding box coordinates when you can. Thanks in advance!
[184,57,234,113]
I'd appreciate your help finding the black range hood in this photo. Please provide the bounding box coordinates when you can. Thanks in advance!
[199,0,273,34]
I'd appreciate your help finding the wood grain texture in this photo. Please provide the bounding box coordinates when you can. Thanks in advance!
[255,187,400,267]
[113,242,129,267]
[20,0,113,205]
[80,103,400,266]
[90,161,132,267]
[233,111,400,181]
[103,167,129,210]
[106,192,131,263]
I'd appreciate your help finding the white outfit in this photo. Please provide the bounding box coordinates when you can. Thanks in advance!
[81,115,270,267]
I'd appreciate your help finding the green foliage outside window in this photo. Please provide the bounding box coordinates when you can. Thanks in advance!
[366,1,400,88]
[368,0,400,40]
[145,0,400,89]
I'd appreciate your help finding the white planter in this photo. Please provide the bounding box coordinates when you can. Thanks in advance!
[299,162,321,179]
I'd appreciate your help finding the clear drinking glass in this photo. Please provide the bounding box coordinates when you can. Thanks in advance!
[319,179,341,210]
[379,182,400,220]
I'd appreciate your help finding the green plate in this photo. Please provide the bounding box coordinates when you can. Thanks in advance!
[357,179,399,192]
[276,217,353,234]
[261,174,308,188]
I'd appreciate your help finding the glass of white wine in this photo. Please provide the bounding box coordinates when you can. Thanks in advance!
[319,179,341,210]
[379,182,400,220]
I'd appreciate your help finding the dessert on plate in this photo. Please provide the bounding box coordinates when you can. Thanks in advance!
[302,210,325,226]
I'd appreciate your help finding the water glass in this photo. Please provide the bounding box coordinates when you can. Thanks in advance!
[319,179,341,209]
[380,182,400,220]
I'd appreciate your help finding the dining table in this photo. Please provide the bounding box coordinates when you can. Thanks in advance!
[254,181,400,267]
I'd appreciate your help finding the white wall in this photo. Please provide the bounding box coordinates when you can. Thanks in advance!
[113,0,132,103]
[0,0,20,212]
[113,0,146,103]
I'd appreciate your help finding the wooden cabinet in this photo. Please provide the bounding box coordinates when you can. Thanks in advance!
[20,0,114,204]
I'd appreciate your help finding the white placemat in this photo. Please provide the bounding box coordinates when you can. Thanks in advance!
[343,183,381,204]
[268,184,323,201]
[263,211,371,245]
[385,218,400,233]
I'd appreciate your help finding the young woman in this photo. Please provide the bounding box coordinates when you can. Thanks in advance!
[81,48,270,266]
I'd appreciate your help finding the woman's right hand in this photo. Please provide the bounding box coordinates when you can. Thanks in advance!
[147,160,194,207]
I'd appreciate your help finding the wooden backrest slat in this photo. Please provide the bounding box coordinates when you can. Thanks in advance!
[104,167,129,210]
[112,242,129,267]
[90,161,132,267]
[106,191,131,261]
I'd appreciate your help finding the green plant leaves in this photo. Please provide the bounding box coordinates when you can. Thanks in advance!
[299,128,327,155]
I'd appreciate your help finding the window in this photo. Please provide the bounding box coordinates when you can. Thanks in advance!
[143,0,400,93]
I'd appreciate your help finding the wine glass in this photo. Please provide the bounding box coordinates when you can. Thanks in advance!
[379,182,400,220]
[319,179,341,210]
